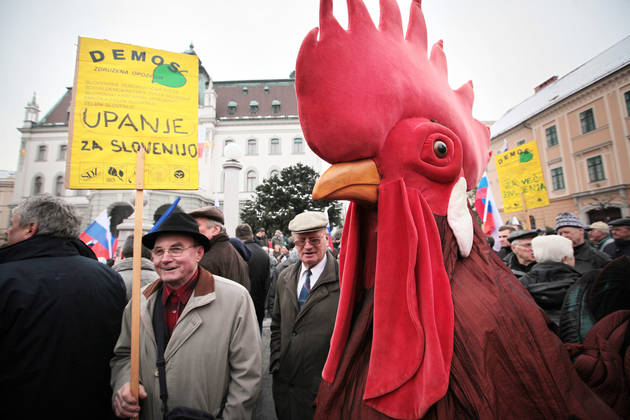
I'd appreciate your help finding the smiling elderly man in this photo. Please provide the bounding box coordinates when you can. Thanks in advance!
[110,212,261,419]
[270,211,340,420]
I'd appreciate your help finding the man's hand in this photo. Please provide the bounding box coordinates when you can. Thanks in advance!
[113,382,147,419]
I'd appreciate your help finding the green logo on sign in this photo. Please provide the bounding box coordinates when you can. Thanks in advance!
[520,149,533,162]
[152,63,188,88]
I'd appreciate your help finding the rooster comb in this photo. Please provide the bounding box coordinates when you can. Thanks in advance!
[296,0,491,189]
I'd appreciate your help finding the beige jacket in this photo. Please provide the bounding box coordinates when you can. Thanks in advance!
[110,267,262,419]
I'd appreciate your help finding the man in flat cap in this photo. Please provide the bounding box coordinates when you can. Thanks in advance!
[504,229,539,279]
[603,217,630,258]
[587,221,614,251]
[270,211,340,420]
[110,212,261,419]
[555,212,610,274]
[188,206,250,290]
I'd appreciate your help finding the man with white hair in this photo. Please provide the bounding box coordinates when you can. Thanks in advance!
[519,235,581,326]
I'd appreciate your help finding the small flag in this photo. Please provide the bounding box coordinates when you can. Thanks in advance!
[474,171,504,251]
[80,209,117,259]
[499,139,509,154]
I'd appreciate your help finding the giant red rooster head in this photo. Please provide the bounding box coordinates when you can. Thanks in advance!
[296,1,491,419]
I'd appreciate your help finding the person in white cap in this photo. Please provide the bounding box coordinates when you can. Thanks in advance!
[270,211,339,420]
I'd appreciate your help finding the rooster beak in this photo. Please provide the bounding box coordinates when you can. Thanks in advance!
[312,159,381,203]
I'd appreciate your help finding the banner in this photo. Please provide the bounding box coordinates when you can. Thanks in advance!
[66,37,199,189]
[494,140,549,213]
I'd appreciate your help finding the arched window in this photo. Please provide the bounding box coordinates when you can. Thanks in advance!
[54,175,64,196]
[246,170,257,192]
[293,138,304,154]
[272,99,281,114]
[227,100,237,115]
[247,139,258,155]
[33,175,44,195]
[249,100,259,114]
[270,138,281,155]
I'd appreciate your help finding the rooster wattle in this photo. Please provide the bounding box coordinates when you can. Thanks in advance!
[295,1,626,419]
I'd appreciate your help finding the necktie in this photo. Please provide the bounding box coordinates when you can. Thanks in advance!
[298,269,312,308]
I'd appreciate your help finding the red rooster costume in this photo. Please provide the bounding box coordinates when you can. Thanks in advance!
[295,0,630,419]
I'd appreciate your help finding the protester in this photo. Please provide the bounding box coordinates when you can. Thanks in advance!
[235,223,271,331]
[270,211,340,420]
[587,221,614,251]
[602,217,630,258]
[112,234,159,301]
[188,206,250,290]
[0,194,126,419]
[555,212,610,274]
[271,230,287,248]
[110,212,261,419]
[559,256,630,344]
[519,235,580,326]
[503,229,538,278]
[496,225,516,259]
[254,227,269,248]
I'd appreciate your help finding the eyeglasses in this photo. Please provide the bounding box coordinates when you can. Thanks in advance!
[517,242,532,248]
[152,245,196,258]
[294,236,324,247]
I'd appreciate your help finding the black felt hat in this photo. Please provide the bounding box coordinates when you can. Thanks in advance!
[142,212,211,251]
[507,229,539,243]
[608,217,630,227]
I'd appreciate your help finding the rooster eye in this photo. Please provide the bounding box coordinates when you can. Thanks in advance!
[433,140,448,158]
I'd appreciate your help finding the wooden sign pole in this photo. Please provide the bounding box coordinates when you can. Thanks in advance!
[130,149,145,401]
[521,192,531,230]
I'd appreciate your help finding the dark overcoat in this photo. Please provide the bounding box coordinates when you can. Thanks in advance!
[270,251,339,420]
[199,231,250,291]
[0,235,126,419]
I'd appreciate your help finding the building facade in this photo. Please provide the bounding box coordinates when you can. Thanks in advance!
[488,36,630,229]
[10,46,327,240]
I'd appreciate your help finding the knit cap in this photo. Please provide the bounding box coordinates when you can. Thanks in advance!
[555,212,584,230]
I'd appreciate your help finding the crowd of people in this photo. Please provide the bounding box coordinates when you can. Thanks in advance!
[1,193,629,419]
[493,211,630,338]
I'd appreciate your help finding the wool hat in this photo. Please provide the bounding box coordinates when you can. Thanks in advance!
[588,221,609,232]
[555,212,584,230]
[608,217,630,227]
[507,229,539,243]
[142,212,211,251]
[188,206,224,225]
[288,211,328,233]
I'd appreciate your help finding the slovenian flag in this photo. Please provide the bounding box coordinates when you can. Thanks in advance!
[80,209,117,259]
[474,171,503,251]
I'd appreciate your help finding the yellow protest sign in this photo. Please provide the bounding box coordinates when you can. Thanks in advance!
[66,37,199,189]
[494,140,549,213]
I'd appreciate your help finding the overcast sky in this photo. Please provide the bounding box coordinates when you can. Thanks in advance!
[1,0,629,171]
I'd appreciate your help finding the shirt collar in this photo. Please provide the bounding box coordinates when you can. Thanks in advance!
[300,253,327,284]
[162,267,200,305]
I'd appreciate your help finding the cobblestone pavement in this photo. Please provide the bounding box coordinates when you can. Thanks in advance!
[253,317,276,420]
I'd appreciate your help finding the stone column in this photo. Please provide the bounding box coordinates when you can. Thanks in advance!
[222,142,243,236]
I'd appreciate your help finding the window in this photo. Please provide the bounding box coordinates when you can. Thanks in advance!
[270,138,281,155]
[293,138,304,154]
[33,175,43,195]
[54,175,64,196]
[580,108,596,134]
[246,170,257,191]
[242,87,248,95]
[516,139,526,146]
[551,167,565,190]
[249,100,259,114]
[587,156,605,182]
[545,126,558,147]
[247,139,258,155]
[272,99,281,114]
[227,101,237,115]
[625,91,630,117]
[36,145,47,161]
[58,144,67,160]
